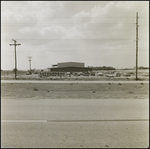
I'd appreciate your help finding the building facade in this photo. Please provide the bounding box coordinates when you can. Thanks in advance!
[57,62,84,68]
[51,62,92,72]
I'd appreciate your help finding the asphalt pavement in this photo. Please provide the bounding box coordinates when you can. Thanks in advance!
[1,80,149,83]
[1,98,149,148]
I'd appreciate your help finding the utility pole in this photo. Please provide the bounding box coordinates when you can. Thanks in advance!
[9,39,21,79]
[136,12,139,80]
[28,57,32,72]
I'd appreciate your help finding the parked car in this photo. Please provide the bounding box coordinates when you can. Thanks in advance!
[116,72,121,77]
[123,73,130,77]
[26,71,32,75]
[66,72,71,77]
[97,72,103,76]
[90,72,95,76]
[77,72,82,76]
[106,74,115,77]
[82,72,90,76]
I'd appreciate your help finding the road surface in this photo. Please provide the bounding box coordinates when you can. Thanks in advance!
[1,80,149,83]
[1,98,149,148]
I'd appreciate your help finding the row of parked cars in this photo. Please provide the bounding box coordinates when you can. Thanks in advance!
[67,72,95,76]
[72,71,132,77]
[26,70,133,78]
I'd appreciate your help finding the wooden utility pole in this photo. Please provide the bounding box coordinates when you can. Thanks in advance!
[9,39,21,79]
[28,57,32,71]
[136,12,139,80]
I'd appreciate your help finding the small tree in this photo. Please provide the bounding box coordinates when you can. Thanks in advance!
[12,68,18,72]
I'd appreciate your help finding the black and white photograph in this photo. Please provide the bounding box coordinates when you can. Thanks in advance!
[1,1,149,148]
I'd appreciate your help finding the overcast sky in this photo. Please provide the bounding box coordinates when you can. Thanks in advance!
[1,1,149,70]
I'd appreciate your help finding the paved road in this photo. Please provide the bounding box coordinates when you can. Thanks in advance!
[1,80,149,83]
[1,98,149,148]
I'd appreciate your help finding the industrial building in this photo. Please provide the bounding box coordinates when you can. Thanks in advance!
[39,62,92,77]
[51,62,92,72]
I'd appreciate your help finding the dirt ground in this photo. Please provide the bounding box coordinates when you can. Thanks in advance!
[1,69,149,81]
[1,83,149,99]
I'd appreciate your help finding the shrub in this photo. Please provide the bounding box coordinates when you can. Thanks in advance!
[129,91,134,94]
[34,88,38,91]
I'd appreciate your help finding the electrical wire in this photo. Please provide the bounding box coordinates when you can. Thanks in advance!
[1,17,137,18]
[2,39,136,41]
[1,23,136,24]
[1,23,136,27]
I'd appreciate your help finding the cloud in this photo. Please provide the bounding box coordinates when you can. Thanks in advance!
[1,1,149,70]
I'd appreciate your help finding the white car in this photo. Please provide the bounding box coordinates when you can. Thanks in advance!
[97,72,103,76]
[106,74,115,77]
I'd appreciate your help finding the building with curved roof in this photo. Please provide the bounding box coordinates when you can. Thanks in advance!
[50,62,92,72]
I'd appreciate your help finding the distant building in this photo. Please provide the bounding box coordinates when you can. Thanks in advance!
[50,62,92,72]
[58,62,84,68]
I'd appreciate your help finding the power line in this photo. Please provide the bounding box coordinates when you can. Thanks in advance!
[1,16,148,19]
[10,48,143,52]
[5,38,136,40]
[1,23,137,26]
[1,23,148,28]
[1,16,136,18]
[3,38,149,42]
[1,23,136,24]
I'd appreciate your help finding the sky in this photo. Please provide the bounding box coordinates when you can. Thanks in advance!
[1,1,149,70]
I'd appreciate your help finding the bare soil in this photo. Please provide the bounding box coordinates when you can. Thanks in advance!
[1,83,149,99]
[1,69,149,81]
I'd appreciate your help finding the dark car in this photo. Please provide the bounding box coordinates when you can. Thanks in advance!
[90,72,95,76]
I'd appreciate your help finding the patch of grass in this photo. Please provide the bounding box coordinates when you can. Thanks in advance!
[34,88,38,91]
[134,78,144,81]
[128,91,134,94]
[1,82,148,99]
[105,145,109,147]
